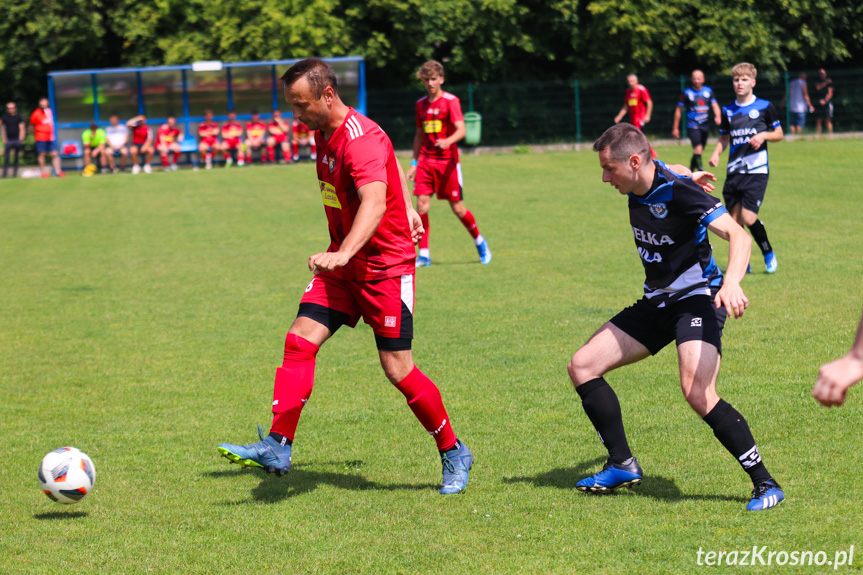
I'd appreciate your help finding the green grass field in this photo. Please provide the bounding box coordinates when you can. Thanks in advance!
[2,139,861,574]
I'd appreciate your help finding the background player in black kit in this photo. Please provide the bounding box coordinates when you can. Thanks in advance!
[568,123,784,511]
[709,62,784,274]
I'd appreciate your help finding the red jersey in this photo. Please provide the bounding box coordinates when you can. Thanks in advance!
[293,120,311,138]
[221,121,243,141]
[415,91,463,162]
[156,124,180,145]
[131,124,150,145]
[315,109,415,281]
[245,120,267,139]
[624,84,651,126]
[198,121,219,139]
[30,108,55,142]
[269,119,290,142]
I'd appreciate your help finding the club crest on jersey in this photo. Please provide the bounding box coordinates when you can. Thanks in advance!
[649,203,669,219]
[749,109,760,119]
[328,155,336,173]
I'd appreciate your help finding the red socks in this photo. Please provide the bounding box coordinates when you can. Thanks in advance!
[394,366,457,451]
[161,154,168,168]
[270,334,319,441]
[419,213,430,250]
[459,210,480,239]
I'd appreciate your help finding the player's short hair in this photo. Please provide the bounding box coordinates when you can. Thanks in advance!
[281,58,339,99]
[417,60,445,80]
[732,62,757,79]
[593,123,651,163]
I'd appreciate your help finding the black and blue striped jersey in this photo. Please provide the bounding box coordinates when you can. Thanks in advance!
[719,98,780,175]
[628,161,727,307]
[678,86,718,130]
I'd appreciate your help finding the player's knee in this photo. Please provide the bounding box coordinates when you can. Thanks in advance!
[568,352,597,387]
[680,384,715,416]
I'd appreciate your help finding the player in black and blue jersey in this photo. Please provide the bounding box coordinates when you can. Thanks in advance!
[672,70,721,172]
[568,123,784,511]
[709,62,784,274]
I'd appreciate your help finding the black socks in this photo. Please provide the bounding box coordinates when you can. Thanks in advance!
[703,399,772,485]
[576,378,633,464]
[747,220,773,254]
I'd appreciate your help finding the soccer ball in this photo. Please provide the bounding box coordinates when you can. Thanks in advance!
[38,447,96,504]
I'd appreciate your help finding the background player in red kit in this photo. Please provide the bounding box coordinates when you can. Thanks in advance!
[126,114,154,174]
[614,74,656,159]
[406,60,491,267]
[155,115,183,171]
[197,109,220,170]
[218,58,474,495]
[244,109,267,164]
[615,74,653,129]
[291,118,316,162]
[220,110,244,167]
[266,109,291,163]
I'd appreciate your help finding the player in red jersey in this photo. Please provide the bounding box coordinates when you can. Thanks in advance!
[406,61,491,266]
[220,110,244,167]
[126,115,154,174]
[244,109,268,164]
[291,118,316,162]
[155,115,183,171]
[197,109,220,170]
[266,109,291,163]
[217,58,473,495]
[614,74,657,159]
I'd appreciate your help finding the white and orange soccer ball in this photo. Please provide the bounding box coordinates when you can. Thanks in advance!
[38,447,96,504]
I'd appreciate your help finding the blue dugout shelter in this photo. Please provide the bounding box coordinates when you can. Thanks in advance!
[48,57,366,148]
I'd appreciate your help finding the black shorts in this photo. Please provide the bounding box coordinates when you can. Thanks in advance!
[814,102,833,120]
[688,128,710,149]
[722,173,768,214]
[609,295,727,356]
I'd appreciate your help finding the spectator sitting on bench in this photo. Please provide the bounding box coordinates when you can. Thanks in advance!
[127,115,154,174]
[82,123,107,174]
[105,113,130,173]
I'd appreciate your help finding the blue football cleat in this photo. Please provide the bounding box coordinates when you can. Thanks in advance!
[440,441,473,494]
[476,238,492,264]
[416,255,432,267]
[746,479,784,511]
[576,457,643,493]
[764,251,777,274]
[218,425,292,476]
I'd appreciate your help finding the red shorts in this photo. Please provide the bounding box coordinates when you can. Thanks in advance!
[201,136,219,149]
[413,158,463,201]
[223,138,241,150]
[299,270,414,339]
[271,133,288,144]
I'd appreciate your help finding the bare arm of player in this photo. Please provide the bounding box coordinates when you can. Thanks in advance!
[749,125,783,150]
[712,102,722,125]
[614,104,627,124]
[436,120,465,150]
[643,98,653,124]
[708,134,730,167]
[397,161,424,244]
[706,213,751,319]
[407,126,424,182]
[814,308,863,407]
[308,181,387,273]
[672,107,682,138]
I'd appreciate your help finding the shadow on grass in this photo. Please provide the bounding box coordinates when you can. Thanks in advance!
[206,461,438,504]
[33,510,89,520]
[504,457,747,503]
